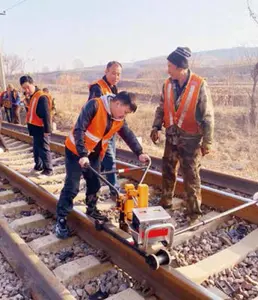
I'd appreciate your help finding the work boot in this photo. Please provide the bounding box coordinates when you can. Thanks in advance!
[34,165,44,172]
[187,213,202,227]
[40,169,54,176]
[29,166,43,174]
[158,196,172,209]
[86,194,108,221]
[185,197,202,215]
[86,207,108,221]
[55,217,70,239]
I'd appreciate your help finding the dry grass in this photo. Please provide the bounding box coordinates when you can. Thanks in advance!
[52,85,258,181]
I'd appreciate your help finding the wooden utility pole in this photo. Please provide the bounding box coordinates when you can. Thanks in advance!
[0,52,6,90]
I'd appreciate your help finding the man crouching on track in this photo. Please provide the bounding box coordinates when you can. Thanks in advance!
[150,47,214,222]
[55,91,150,239]
[20,75,53,176]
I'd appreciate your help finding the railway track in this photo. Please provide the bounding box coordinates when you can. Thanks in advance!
[0,128,258,299]
[2,121,258,197]
[0,249,32,299]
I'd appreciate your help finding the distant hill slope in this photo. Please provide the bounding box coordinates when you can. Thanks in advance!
[133,47,258,67]
[27,47,258,83]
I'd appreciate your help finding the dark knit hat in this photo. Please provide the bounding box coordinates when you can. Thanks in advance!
[167,47,191,69]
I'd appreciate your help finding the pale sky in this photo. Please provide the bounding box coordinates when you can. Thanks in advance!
[1,0,258,72]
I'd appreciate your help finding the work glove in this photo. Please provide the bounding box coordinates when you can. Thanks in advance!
[138,153,151,163]
[79,156,90,168]
[201,144,211,156]
[150,128,159,144]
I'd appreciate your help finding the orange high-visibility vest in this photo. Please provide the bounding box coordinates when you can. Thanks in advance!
[163,73,203,134]
[26,90,52,126]
[89,79,112,95]
[65,97,123,159]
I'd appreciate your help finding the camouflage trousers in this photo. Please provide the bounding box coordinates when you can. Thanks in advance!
[160,136,202,215]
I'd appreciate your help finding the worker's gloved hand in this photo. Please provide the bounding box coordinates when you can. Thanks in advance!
[201,144,211,156]
[79,156,90,168]
[138,153,150,163]
[150,128,159,144]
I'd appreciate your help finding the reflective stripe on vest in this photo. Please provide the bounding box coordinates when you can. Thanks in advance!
[165,81,174,127]
[163,73,203,134]
[177,84,196,128]
[85,130,101,143]
[65,97,123,158]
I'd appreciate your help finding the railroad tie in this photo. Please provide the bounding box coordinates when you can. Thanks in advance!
[105,288,145,300]
[177,228,258,284]
[53,255,113,285]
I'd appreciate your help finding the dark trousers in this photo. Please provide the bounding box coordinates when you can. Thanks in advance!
[101,135,118,195]
[56,147,101,218]
[12,105,21,124]
[0,111,8,150]
[33,134,53,172]
[4,107,12,123]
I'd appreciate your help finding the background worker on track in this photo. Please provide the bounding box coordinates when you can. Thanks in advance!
[150,47,214,221]
[23,91,31,113]
[88,61,122,201]
[0,90,9,152]
[55,91,150,239]
[43,87,57,131]
[2,84,15,123]
[20,75,53,176]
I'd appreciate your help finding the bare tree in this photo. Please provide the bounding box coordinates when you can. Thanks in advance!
[247,0,258,25]
[3,54,24,76]
[246,1,258,127]
[242,49,258,127]
[249,63,258,127]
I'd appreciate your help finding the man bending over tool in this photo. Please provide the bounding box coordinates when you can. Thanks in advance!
[55,91,150,239]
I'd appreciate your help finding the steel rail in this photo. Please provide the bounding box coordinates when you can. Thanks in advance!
[0,154,219,300]
[2,121,258,196]
[0,128,225,300]
[2,127,258,224]
[2,127,258,298]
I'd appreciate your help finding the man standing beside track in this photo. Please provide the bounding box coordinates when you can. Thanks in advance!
[150,47,214,221]
[55,91,150,239]
[0,90,9,152]
[20,75,53,176]
[43,88,57,131]
[88,61,122,201]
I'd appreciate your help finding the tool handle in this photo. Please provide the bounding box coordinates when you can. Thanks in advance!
[139,156,152,185]
[85,164,120,198]
[100,165,146,175]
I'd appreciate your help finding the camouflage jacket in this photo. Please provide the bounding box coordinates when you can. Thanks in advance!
[152,76,214,149]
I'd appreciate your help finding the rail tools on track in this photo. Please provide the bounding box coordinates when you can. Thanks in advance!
[86,161,258,271]
[86,159,174,270]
